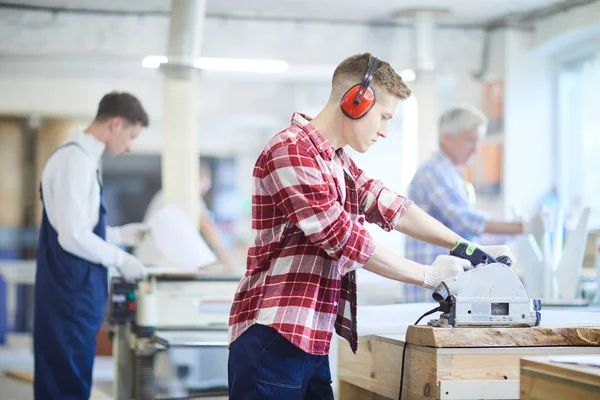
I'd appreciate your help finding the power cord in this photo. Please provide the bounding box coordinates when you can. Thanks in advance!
[397,305,442,400]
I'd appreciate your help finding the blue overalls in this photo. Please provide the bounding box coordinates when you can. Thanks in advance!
[33,142,109,399]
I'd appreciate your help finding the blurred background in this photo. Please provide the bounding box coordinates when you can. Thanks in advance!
[0,0,599,398]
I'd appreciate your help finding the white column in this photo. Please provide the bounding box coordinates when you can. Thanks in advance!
[161,0,206,223]
[411,12,439,164]
[412,73,439,164]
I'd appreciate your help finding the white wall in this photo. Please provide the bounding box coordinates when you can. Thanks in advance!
[502,1,600,216]
[503,30,555,216]
[532,1,600,48]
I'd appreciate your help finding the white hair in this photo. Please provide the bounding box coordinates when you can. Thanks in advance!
[438,104,488,138]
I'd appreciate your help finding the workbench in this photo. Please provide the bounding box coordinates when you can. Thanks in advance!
[520,355,600,399]
[338,325,600,400]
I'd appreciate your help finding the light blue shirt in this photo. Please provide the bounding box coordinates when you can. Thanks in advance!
[403,152,488,302]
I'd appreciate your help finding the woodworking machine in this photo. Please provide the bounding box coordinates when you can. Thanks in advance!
[108,273,240,400]
[428,242,542,328]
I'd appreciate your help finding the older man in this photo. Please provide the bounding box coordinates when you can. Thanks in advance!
[404,105,541,301]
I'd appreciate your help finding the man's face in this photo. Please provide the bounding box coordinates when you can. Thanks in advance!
[343,88,399,153]
[441,125,483,166]
[105,118,143,157]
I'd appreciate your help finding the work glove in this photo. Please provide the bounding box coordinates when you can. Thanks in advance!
[422,255,471,290]
[118,223,151,247]
[118,253,147,281]
[479,245,517,266]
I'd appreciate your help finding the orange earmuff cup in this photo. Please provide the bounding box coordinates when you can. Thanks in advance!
[340,84,376,120]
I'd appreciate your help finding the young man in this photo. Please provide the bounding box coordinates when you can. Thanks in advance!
[34,92,150,399]
[404,105,543,301]
[227,54,514,399]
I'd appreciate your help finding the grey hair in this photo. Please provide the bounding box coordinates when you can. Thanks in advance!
[438,104,488,137]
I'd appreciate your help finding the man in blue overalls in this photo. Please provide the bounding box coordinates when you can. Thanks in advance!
[34,92,150,399]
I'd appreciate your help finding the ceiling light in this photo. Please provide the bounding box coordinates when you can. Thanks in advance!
[141,55,289,73]
[194,57,288,73]
[142,55,168,69]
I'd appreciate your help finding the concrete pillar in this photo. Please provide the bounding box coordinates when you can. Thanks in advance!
[411,11,439,164]
[160,0,206,224]
[412,73,439,164]
[0,120,24,230]
[35,119,86,224]
[0,120,24,339]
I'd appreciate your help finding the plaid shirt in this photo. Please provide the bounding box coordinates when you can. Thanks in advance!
[228,113,412,355]
[404,152,488,302]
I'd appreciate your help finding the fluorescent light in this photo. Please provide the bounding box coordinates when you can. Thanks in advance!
[400,69,416,82]
[141,55,288,73]
[194,57,289,73]
[142,55,168,68]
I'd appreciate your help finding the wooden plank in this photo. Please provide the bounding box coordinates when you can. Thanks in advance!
[437,347,600,382]
[339,334,600,400]
[437,380,519,399]
[406,326,600,348]
[338,337,435,399]
[4,370,33,383]
[402,344,437,400]
[338,381,384,400]
[520,356,600,400]
[338,336,403,398]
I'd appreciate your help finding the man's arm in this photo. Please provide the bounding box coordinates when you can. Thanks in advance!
[485,220,524,235]
[362,245,425,285]
[395,199,519,265]
[395,203,463,249]
[346,155,412,231]
[105,227,122,245]
[363,243,471,289]
[263,145,374,275]
[199,212,236,273]
[43,149,127,267]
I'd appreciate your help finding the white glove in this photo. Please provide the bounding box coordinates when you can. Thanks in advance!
[479,245,517,266]
[118,253,147,281]
[422,255,471,290]
[118,223,151,247]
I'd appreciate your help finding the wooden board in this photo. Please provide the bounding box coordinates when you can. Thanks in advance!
[338,335,600,400]
[4,370,33,383]
[406,326,600,348]
[520,356,600,400]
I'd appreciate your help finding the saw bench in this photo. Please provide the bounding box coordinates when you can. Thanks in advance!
[338,325,600,400]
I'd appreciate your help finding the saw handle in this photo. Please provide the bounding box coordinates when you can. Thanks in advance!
[449,242,512,268]
[495,255,512,267]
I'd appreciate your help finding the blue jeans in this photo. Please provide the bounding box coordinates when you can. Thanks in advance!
[228,324,334,399]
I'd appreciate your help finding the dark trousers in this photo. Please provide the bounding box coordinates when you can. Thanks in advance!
[228,324,334,400]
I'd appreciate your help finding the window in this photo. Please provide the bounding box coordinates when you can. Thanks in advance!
[558,53,600,228]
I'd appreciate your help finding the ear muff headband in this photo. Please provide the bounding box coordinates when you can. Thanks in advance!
[340,56,380,120]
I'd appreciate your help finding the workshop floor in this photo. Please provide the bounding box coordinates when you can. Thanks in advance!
[0,334,227,400]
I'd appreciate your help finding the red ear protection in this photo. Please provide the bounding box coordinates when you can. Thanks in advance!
[340,56,381,120]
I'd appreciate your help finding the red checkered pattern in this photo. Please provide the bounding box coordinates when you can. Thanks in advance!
[228,113,412,355]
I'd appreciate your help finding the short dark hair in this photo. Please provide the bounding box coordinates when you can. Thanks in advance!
[94,91,149,127]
